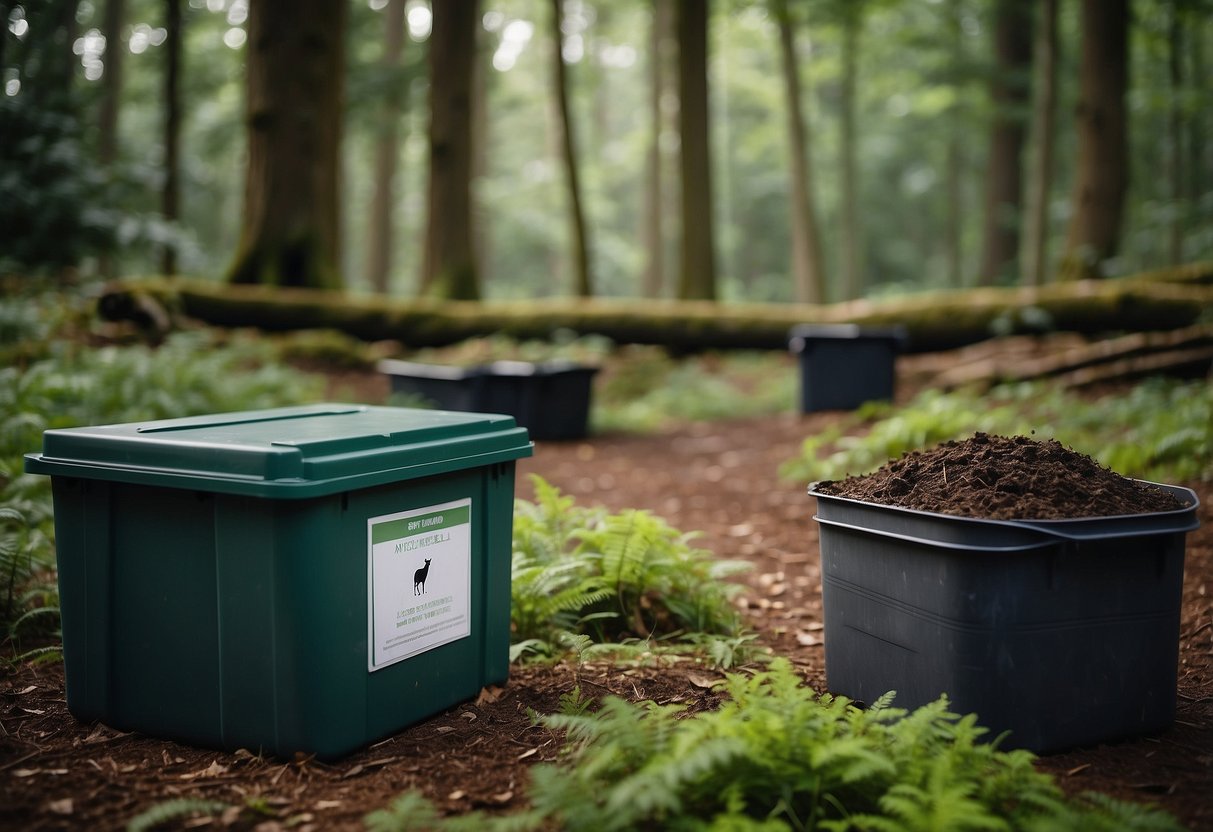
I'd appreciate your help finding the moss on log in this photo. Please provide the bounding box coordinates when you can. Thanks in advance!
[98,263,1213,354]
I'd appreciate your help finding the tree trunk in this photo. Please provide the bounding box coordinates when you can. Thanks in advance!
[421,0,480,300]
[1190,14,1206,216]
[1060,0,1129,281]
[472,15,490,292]
[775,0,825,304]
[228,0,346,289]
[641,0,672,299]
[978,0,1033,287]
[676,0,717,301]
[98,0,125,278]
[945,0,965,289]
[839,10,861,300]
[367,0,406,294]
[1167,0,1184,265]
[1021,0,1058,287]
[99,0,124,167]
[161,0,181,276]
[550,0,592,298]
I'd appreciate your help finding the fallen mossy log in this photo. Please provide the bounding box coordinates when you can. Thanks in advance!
[98,269,1213,354]
[934,324,1213,389]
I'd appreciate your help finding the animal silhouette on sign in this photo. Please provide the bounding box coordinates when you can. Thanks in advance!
[414,558,432,595]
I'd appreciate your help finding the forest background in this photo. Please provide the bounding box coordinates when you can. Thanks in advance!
[1,0,1210,308]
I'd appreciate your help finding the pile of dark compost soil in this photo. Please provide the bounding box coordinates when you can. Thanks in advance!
[814,432,1190,520]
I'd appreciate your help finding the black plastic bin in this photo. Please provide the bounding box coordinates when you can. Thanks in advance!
[809,482,1200,752]
[380,359,598,441]
[789,324,906,412]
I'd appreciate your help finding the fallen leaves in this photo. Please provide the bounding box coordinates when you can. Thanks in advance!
[795,630,823,647]
[47,798,73,815]
[180,760,229,780]
[341,757,397,779]
[475,685,504,706]
[14,768,69,778]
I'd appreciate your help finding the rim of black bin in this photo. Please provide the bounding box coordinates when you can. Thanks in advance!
[788,323,908,351]
[378,358,599,379]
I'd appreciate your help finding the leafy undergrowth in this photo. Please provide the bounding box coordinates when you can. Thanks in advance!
[595,347,794,433]
[271,329,797,434]
[406,331,615,367]
[1,320,324,656]
[364,660,1183,832]
[510,476,756,668]
[781,379,1213,485]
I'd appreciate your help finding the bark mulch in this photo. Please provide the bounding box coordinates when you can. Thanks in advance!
[2,403,1210,831]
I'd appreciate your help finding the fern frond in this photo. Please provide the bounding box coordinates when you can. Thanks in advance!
[125,798,231,832]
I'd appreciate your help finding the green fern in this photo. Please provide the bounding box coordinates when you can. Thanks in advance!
[125,798,232,832]
[781,378,1213,484]
[357,660,1183,832]
[364,791,445,832]
[511,477,750,663]
[0,306,325,638]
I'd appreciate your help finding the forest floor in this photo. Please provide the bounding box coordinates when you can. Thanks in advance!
[1,352,1211,831]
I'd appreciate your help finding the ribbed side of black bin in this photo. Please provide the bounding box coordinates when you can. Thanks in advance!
[809,483,1199,753]
[379,361,482,412]
[379,360,598,441]
[476,362,598,442]
[789,324,905,412]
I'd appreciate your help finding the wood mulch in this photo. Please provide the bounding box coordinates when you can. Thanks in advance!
[2,357,1211,831]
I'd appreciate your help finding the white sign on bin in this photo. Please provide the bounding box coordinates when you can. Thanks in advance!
[367,498,472,671]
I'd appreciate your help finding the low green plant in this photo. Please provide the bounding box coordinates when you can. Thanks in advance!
[596,349,795,433]
[125,798,233,832]
[408,331,614,367]
[0,312,325,636]
[511,476,751,662]
[781,379,1213,484]
[365,660,1182,831]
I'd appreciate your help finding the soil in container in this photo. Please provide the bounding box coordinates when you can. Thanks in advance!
[813,432,1189,520]
[810,431,1199,752]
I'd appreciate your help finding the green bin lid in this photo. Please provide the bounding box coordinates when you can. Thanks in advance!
[24,403,533,499]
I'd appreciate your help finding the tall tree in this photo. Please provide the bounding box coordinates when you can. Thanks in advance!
[1167,0,1185,265]
[98,0,125,168]
[366,0,406,294]
[641,0,674,298]
[471,13,491,292]
[1189,9,1206,224]
[421,0,480,300]
[228,0,346,288]
[1021,0,1058,286]
[0,0,110,274]
[1060,0,1129,280]
[98,0,125,277]
[944,0,966,288]
[676,0,717,301]
[550,0,592,297]
[838,5,862,300]
[774,0,825,304]
[977,0,1033,286]
[161,0,181,275]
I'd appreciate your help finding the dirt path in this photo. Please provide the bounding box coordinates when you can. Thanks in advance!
[2,408,1210,831]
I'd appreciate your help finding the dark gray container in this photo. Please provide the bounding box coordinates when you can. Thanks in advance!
[789,324,906,412]
[809,482,1199,752]
[379,359,598,442]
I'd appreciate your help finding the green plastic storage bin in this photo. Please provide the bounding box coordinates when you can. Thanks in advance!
[25,404,532,759]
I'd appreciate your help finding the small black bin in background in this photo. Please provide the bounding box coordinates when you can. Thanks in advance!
[789,324,906,413]
[379,359,599,442]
